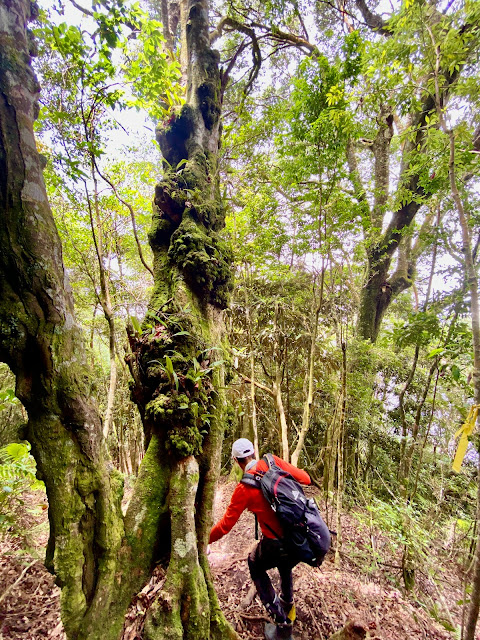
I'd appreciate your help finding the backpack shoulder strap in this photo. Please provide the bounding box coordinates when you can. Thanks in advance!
[240,473,261,488]
[263,453,275,468]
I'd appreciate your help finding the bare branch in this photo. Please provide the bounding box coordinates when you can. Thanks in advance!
[68,0,94,17]
[354,0,391,35]
[238,372,275,397]
[211,17,262,94]
[92,160,154,278]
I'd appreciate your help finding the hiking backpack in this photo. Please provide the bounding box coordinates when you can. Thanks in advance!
[241,453,330,567]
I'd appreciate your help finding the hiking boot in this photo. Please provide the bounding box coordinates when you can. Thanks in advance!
[279,597,296,623]
[265,595,287,624]
[264,622,294,640]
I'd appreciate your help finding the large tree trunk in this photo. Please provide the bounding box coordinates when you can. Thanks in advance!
[353,13,470,343]
[0,1,237,638]
[0,2,125,637]
[124,0,237,635]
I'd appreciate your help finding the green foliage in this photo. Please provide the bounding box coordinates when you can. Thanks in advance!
[285,55,352,167]
[341,31,364,83]
[35,1,181,178]
[393,312,441,348]
[0,443,45,539]
[0,388,19,412]
[123,17,183,120]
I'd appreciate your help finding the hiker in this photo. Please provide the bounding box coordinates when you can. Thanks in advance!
[209,438,322,640]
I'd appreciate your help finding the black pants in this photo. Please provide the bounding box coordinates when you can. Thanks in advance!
[248,537,297,623]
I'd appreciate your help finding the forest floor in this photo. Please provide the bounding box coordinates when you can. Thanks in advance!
[0,479,474,640]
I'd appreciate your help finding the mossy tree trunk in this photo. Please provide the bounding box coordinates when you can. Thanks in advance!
[0,1,237,639]
[124,0,238,636]
[0,2,126,637]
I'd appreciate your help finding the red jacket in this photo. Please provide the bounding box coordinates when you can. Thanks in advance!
[209,455,311,544]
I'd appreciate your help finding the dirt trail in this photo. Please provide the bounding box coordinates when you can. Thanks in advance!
[0,480,471,639]
[210,480,460,640]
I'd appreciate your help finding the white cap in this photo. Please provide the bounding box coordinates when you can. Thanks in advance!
[231,438,255,459]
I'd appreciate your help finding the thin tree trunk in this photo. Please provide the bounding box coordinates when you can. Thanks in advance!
[87,160,117,440]
[291,299,321,466]
[399,209,440,491]
[409,369,440,502]
[273,374,289,461]
[273,303,289,460]
[244,269,259,458]
[398,345,419,488]
[323,394,341,494]
[334,342,347,567]
[426,25,480,633]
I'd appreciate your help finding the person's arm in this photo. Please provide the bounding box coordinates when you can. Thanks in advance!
[273,454,311,485]
[209,483,249,543]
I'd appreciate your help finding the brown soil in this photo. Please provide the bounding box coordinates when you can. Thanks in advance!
[0,480,474,640]
[208,480,463,640]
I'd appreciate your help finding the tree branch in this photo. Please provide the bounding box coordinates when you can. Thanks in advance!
[92,159,154,278]
[68,0,94,17]
[211,17,262,93]
[238,372,275,397]
[354,0,390,35]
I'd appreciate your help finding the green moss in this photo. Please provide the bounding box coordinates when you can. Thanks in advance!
[167,425,203,457]
[146,394,170,419]
[168,216,232,308]
[149,206,176,247]
[75,463,98,497]
[181,151,207,188]
[145,390,211,458]
[55,529,88,633]
[198,80,221,130]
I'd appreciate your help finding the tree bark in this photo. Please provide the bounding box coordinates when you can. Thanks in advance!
[0,1,237,638]
[124,0,237,634]
[0,3,125,637]
[291,297,321,467]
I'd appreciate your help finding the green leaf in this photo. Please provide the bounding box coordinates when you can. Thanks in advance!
[130,316,141,334]
[165,356,174,375]
[4,443,30,461]
[451,365,461,381]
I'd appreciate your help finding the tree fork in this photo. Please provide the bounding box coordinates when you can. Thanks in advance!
[126,0,238,635]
